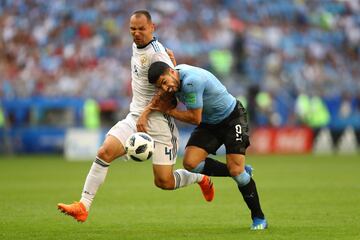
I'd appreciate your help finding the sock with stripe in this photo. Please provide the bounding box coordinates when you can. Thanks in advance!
[173,169,203,189]
[80,157,110,211]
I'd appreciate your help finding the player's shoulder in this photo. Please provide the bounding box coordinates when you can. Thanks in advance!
[177,64,201,76]
[133,39,166,54]
[151,38,166,51]
[145,38,166,54]
[176,64,192,71]
[178,65,206,87]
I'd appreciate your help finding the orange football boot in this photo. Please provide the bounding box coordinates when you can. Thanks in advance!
[198,175,215,202]
[57,201,88,222]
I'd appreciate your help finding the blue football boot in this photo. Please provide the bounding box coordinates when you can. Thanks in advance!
[251,217,268,230]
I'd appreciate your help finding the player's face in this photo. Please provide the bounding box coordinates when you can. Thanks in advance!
[129,14,154,47]
[156,70,179,93]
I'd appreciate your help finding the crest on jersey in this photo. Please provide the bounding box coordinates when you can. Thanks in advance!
[140,55,149,67]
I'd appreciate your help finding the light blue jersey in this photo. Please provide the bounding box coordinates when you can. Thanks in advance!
[175,64,236,124]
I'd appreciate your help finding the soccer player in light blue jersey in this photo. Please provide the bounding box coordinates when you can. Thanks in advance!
[139,61,268,230]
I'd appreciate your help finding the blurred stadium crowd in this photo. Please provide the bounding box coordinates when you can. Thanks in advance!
[0,0,359,129]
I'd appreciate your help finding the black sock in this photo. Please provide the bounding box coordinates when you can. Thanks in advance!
[202,157,230,177]
[238,178,265,220]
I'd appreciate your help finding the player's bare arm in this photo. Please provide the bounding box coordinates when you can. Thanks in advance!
[166,48,177,66]
[167,107,202,125]
[136,106,152,132]
[136,92,162,132]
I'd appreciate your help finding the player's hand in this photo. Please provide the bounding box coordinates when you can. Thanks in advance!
[151,90,177,113]
[166,48,177,66]
[136,111,149,133]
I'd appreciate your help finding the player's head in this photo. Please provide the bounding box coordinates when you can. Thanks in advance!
[148,61,179,93]
[130,10,154,47]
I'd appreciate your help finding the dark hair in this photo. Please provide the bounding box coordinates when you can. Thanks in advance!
[148,61,171,84]
[132,10,152,22]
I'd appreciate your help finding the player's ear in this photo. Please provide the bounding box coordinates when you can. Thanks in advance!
[170,68,178,79]
[155,75,162,87]
[151,23,155,32]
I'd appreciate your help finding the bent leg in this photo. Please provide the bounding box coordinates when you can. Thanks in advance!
[152,164,213,201]
[183,146,208,171]
[152,164,203,190]
[151,140,213,200]
[183,146,230,176]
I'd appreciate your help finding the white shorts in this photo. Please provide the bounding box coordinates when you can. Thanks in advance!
[107,111,179,165]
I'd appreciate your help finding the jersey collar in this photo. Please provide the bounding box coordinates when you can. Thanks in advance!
[136,37,157,49]
[176,69,183,92]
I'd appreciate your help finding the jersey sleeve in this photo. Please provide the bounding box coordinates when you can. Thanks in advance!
[150,52,174,68]
[181,77,205,109]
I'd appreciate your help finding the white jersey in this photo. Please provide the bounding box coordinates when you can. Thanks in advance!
[130,38,174,115]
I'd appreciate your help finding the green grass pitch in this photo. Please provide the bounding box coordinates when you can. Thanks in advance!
[0,154,359,240]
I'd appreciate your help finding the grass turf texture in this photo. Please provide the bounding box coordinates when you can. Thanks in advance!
[0,154,359,240]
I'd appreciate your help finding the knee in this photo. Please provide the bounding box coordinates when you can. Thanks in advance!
[183,160,196,172]
[97,146,115,163]
[227,160,244,177]
[154,178,174,190]
[228,166,243,177]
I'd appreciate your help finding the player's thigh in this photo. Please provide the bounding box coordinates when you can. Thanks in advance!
[226,154,246,176]
[98,135,126,163]
[107,114,136,145]
[100,114,136,162]
[152,141,178,165]
[183,146,209,170]
[223,101,250,155]
[186,126,221,155]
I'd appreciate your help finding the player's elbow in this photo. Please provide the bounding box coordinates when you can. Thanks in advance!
[189,110,202,125]
[194,120,201,125]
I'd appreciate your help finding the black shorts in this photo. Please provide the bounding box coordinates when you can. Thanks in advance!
[186,101,250,155]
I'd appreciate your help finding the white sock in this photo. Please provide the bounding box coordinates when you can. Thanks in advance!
[173,169,203,189]
[80,157,110,211]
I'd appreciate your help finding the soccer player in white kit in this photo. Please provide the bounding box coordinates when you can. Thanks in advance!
[57,10,214,222]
